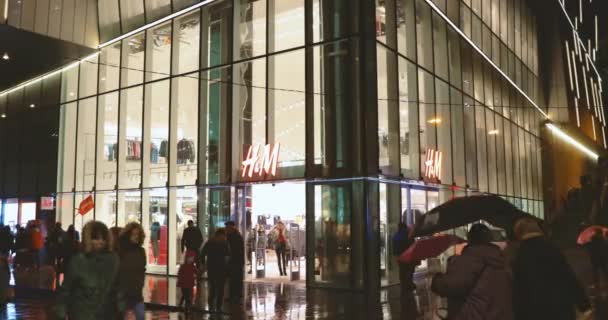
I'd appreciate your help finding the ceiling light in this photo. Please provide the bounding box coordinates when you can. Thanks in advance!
[1,114,6,118]
[488,129,499,135]
[2,53,9,61]
[29,104,35,108]
[428,118,442,124]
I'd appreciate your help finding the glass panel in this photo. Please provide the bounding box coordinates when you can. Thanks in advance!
[416,0,433,72]
[418,70,436,173]
[57,194,74,230]
[34,0,50,34]
[79,56,99,98]
[145,22,172,81]
[143,80,170,188]
[173,0,198,11]
[232,58,266,179]
[85,0,100,47]
[118,190,141,226]
[48,0,62,38]
[99,43,121,93]
[60,0,75,42]
[269,0,304,52]
[451,89,466,187]
[486,109,497,194]
[175,187,198,270]
[397,0,416,61]
[121,33,146,87]
[378,45,399,175]
[312,182,363,289]
[461,41,473,96]
[75,98,97,192]
[173,10,201,75]
[144,188,168,273]
[496,117,506,195]
[96,93,119,191]
[201,0,232,69]
[171,75,199,186]
[98,0,121,42]
[433,12,448,81]
[312,0,358,43]
[476,106,487,192]
[200,67,230,185]
[399,58,419,179]
[436,79,452,184]
[145,0,171,23]
[448,28,462,89]
[120,0,145,33]
[511,123,521,197]
[58,103,77,192]
[269,49,306,178]
[380,183,401,286]
[234,0,267,61]
[118,86,143,189]
[61,66,79,103]
[95,191,117,227]
[504,118,513,196]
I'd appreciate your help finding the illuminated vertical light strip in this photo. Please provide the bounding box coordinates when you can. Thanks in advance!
[575,98,581,127]
[582,67,590,109]
[565,42,574,91]
[571,51,581,99]
[546,123,599,160]
[603,126,607,149]
[2,0,7,21]
[596,16,599,52]
[423,0,549,118]
[592,118,597,141]
[579,0,583,23]
[558,0,602,80]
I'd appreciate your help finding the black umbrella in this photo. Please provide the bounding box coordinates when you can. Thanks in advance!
[412,194,540,237]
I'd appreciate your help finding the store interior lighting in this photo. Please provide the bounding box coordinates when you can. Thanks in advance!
[2,53,9,60]
[546,123,599,160]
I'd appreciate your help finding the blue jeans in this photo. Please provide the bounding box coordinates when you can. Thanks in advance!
[124,302,145,320]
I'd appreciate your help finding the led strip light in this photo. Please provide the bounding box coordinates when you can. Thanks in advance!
[558,0,602,81]
[423,0,549,119]
[546,123,599,160]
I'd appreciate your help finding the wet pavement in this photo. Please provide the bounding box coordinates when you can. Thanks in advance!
[3,247,606,319]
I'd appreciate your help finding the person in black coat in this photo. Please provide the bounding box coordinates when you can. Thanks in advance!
[225,221,245,305]
[117,222,147,320]
[511,218,590,320]
[181,220,203,273]
[200,228,231,312]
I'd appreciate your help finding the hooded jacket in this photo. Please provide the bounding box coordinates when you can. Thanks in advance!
[431,243,513,320]
[55,252,120,320]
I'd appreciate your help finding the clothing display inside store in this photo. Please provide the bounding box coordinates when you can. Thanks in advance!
[177,139,196,164]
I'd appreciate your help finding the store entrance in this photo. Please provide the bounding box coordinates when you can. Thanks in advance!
[235,182,306,284]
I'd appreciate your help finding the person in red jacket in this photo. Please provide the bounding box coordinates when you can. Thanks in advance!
[177,249,198,313]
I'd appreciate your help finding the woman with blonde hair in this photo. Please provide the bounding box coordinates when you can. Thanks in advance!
[54,221,120,320]
[117,222,147,320]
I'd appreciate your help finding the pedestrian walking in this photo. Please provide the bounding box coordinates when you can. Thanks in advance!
[14,225,31,268]
[54,221,120,320]
[585,229,608,287]
[181,220,203,274]
[67,224,80,242]
[110,226,123,252]
[200,229,230,312]
[511,218,590,320]
[30,221,43,268]
[431,224,513,320]
[46,222,64,269]
[177,249,198,313]
[271,222,289,276]
[225,221,245,304]
[0,226,14,258]
[117,223,147,320]
[392,222,417,293]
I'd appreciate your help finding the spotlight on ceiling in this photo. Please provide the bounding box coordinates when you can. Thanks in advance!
[2,53,9,61]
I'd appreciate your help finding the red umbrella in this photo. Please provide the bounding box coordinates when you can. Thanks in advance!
[399,234,465,264]
[577,225,608,245]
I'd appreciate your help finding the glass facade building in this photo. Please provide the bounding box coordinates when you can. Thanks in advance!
[5,0,598,293]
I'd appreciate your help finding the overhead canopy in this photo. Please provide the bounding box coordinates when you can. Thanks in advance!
[0,24,95,92]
